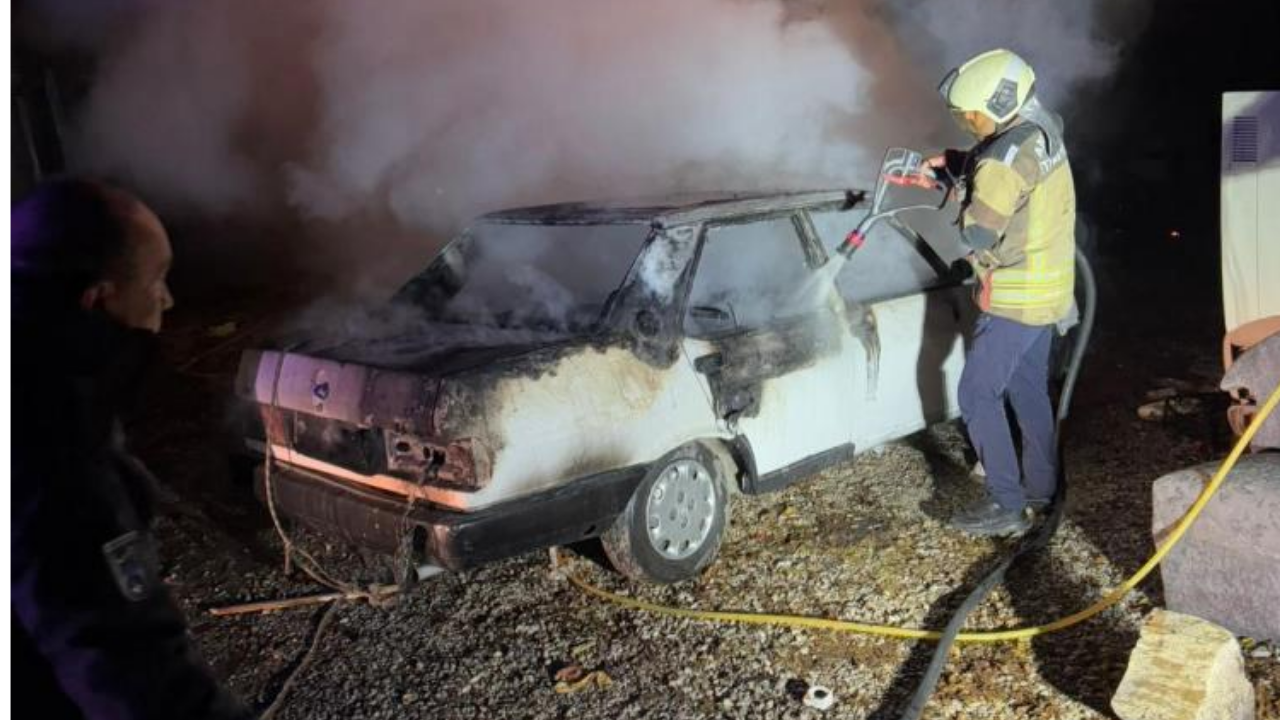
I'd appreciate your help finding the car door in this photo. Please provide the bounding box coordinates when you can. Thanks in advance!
[809,206,975,450]
[680,214,860,480]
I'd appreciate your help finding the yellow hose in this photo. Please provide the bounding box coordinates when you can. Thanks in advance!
[570,383,1280,643]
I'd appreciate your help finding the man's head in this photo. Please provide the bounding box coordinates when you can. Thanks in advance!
[11,179,174,332]
[938,48,1036,139]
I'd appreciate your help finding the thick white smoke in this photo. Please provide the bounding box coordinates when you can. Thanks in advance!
[291,1,879,231]
[42,0,1144,262]
[61,0,879,234]
[900,0,1129,109]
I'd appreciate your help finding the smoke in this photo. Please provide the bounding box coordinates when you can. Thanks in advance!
[33,0,1146,283]
[897,0,1124,109]
[54,1,872,234]
[295,1,885,232]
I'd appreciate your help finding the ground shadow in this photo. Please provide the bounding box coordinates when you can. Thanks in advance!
[862,544,1014,719]
[911,281,980,524]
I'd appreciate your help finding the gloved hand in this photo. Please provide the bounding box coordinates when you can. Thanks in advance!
[942,148,969,179]
[950,256,992,311]
[947,257,975,283]
[924,150,968,201]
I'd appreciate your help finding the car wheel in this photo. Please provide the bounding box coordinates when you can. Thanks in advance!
[601,443,730,584]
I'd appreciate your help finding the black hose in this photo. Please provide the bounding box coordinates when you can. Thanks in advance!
[1056,249,1097,424]
[899,247,1097,720]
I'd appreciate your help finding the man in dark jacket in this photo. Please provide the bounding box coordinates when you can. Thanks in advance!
[10,179,252,719]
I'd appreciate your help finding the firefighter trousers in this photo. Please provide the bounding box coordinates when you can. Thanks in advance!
[958,313,1057,511]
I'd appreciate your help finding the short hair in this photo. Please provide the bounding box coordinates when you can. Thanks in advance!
[11,178,144,315]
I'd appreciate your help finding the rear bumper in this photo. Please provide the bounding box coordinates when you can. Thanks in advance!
[255,461,646,571]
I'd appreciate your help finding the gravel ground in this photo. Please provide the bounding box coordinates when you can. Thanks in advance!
[149,411,1278,720]
[139,258,1278,719]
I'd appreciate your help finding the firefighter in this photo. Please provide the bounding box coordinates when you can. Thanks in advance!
[926,49,1077,536]
[10,179,253,719]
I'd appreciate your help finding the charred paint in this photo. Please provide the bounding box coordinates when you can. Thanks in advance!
[844,300,882,401]
[695,308,844,421]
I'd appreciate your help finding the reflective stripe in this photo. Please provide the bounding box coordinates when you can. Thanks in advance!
[991,273,1072,285]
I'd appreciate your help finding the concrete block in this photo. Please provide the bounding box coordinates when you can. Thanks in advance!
[1152,454,1280,641]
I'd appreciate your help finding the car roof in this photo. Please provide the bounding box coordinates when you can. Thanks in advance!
[478,190,866,229]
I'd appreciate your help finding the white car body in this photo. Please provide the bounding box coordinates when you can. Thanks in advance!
[236,190,973,576]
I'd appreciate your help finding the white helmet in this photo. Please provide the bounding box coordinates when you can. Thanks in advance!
[938,48,1037,125]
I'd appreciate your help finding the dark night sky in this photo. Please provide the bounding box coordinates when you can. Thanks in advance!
[1076,0,1280,259]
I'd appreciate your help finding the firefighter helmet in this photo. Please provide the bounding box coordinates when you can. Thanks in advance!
[938,49,1036,125]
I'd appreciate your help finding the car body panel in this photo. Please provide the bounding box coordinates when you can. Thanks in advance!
[235,190,974,568]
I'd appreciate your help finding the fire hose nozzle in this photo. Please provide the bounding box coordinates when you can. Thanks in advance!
[838,230,866,258]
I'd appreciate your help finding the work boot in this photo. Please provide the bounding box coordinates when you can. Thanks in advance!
[949,498,1031,537]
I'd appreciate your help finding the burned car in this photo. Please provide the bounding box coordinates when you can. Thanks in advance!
[235,190,974,584]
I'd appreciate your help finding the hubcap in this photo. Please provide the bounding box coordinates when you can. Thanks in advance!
[645,458,716,560]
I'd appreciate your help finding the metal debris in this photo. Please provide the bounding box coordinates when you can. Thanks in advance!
[803,684,836,711]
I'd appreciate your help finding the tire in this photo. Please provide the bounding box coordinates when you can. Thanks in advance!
[601,443,730,584]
